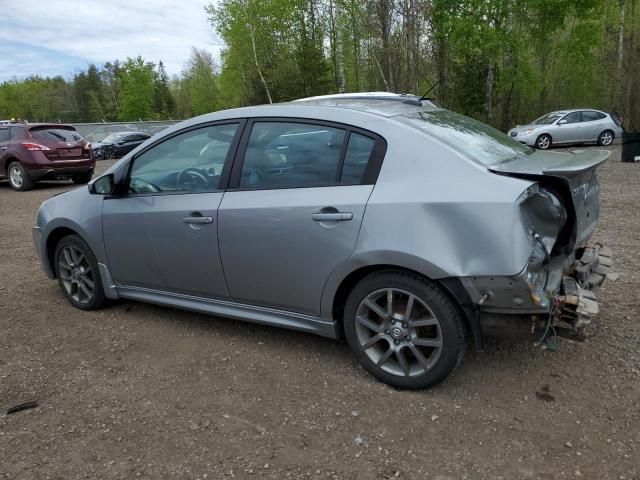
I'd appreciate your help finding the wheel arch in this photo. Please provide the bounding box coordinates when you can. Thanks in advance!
[327,262,477,347]
[599,128,615,142]
[45,226,86,278]
[4,157,20,175]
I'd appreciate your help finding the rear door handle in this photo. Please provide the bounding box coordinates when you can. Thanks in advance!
[0,147,7,151]
[311,212,353,221]
[183,216,213,224]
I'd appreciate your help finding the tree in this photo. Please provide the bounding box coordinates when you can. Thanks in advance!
[153,61,176,118]
[183,48,220,116]
[117,57,155,121]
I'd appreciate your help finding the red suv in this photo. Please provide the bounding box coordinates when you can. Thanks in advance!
[0,123,95,191]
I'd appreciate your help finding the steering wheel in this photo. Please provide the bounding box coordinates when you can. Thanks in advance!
[129,177,161,194]
[177,167,209,190]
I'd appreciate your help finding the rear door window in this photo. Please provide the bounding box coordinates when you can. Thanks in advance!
[30,127,82,142]
[0,128,9,142]
[239,122,346,189]
[581,111,606,122]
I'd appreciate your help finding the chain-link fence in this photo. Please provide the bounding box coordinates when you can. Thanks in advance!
[71,120,183,143]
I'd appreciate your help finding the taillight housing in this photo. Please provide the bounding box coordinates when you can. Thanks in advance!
[22,142,50,151]
[518,184,567,252]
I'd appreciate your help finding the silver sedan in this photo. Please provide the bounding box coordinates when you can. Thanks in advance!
[508,109,623,149]
[33,94,612,389]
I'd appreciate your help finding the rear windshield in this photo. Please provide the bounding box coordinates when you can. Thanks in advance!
[403,110,532,165]
[30,126,82,142]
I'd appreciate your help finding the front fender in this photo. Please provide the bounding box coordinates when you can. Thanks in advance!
[35,187,105,277]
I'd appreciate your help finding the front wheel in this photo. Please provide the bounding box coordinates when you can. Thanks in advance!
[343,270,466,389]
[597,130,614,146]
[535,134,552,150]
[54,235,105,310]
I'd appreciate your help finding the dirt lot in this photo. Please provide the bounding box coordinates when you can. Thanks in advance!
[1,146,639,480]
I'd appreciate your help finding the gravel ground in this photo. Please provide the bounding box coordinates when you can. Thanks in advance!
[1,146,639,480]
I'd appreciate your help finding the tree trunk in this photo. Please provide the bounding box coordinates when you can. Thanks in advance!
[484,62,494,125]
[249,24,272,103]
[615,0,626,104]
[336,2,346,93]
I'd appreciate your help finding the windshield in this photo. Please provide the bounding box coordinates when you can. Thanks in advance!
[403,110,532,165]
[532,113,562,125]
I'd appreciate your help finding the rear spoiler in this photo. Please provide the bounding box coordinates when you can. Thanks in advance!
[488,150,610,179]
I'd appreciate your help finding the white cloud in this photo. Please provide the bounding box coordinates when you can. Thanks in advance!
[0,0,223,80]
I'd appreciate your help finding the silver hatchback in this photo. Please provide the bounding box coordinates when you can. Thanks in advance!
[33,94,612,389]
[508,109,623,150]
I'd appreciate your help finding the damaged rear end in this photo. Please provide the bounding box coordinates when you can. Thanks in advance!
[489,149,612,336]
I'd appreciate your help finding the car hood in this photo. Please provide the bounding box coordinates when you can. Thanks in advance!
[489,149,610,248]
[509,124,541,133]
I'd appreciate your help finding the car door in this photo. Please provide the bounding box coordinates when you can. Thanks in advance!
[102,121,243,298]
[118,135,138,155]
[218,119,385,316]
[580,111,606,141]
[554,111,583,143]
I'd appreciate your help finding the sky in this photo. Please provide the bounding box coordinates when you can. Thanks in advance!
[0,0,223,82]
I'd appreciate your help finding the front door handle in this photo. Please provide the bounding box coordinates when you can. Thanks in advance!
[183,216,213,224]
[311,212,353,221]
[0,147,7,151]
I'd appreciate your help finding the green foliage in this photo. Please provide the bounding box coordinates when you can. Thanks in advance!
[117,57,155,121]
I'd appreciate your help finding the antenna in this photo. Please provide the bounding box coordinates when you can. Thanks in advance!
[419,79,441,102]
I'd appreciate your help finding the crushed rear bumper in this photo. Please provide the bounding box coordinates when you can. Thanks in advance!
[554,244,613,331]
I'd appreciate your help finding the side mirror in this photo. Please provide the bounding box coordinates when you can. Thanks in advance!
[89,174,115,195]
[558,119,568,125]
[118,139,126,144]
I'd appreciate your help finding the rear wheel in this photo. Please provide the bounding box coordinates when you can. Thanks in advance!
[72,172,93,184]
[535,134,552,150]
[343,270,466,389]
[597,130,614,146]
[54,235,105,310]
[7,161,34,191]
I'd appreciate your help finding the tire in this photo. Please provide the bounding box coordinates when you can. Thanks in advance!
[54,235,105,310]
[535,134,552,150]
[72,172,93,184]
[343,270,466,390]
[7,161,34,191]
[597,130,614,146]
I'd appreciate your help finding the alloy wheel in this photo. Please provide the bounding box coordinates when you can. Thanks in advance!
[537,136,550,149]
[9,164,23,189]
[354,288,443,377]
[600,132,613,146]
[57,244,96,305]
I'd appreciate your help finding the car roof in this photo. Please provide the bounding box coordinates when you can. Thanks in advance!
[289,93,440,118]
[26,123,77,129]
[107,131,149,136]
[549,108,607,116]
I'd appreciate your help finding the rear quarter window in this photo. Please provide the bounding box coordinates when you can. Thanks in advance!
[403,110,532,166]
